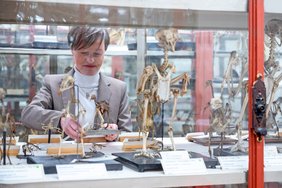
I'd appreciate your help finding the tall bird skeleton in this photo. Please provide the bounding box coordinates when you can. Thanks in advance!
[264,19,282,135]
[136,28,189,158]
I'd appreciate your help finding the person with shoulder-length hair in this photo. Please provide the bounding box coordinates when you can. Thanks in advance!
[21,26,132,141]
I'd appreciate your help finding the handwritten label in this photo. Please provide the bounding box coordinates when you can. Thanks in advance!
[0,164,44,181]
[217,156,248,170]
[56,163,107,180]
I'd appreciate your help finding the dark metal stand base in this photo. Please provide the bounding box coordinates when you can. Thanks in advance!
[112,151,219,172]
[265,136,282,143]
[27,155,123,174]
[193,136,237,146]
[213,147,247,156]
[112,152,161,172]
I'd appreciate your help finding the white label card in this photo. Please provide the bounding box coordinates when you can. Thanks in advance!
[265,155,282,169]
[0,164,44,181]
[264,145,278,157]
[56,163,108,180]
[160,150,190,161]
[217,156,248,170]
[161,158,207,175]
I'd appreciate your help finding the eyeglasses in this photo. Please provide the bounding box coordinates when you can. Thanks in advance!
[79,51,104,58]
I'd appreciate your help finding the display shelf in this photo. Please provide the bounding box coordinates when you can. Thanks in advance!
[1,0,248,29]
[0,1,281,187]
[1,138,282,187]
[0,47,137,56]
[0,47,194,57]
[0,0,282,30]
[0,138,248,187]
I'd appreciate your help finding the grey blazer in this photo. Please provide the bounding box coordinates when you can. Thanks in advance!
[21,69,132,132]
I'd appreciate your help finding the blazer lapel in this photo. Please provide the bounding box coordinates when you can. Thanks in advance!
[97,73,111,103]
[95,74,112,126]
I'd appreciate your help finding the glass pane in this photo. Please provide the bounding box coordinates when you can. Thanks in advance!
[144,28,194,137]
[264,3,282,185]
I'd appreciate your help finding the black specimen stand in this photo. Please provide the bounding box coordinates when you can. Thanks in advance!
[112,152,162,172]
[2,128,6,165]
[213,147,248,156]
[48,129,51,143]
[112,151,219,172]
[161,103,165,149]
[27,154,123,174]
[113,102,219,172]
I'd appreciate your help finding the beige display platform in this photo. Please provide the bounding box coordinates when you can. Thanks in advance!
[122,138,161,151]
[185,132,205,142]
[0,136,18,145]
[118,132,140,142]
[1,145,20,156]
[28,134,61,144]
[79,135,107,143]
[47,143,83,155]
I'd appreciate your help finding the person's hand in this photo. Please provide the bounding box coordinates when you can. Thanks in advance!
[60,116,83,140]
[104,123,118,141]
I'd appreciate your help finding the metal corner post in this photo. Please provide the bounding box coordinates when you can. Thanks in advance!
[248,0,265,187]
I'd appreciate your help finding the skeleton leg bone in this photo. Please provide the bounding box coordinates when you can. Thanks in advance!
[136,66,154,94]
[135,92,152,158]
[220,51,239,98]
[167,89,180,151]
[230,84,248,152]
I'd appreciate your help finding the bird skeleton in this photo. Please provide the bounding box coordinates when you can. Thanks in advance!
[206,74,237,156]
[90,95,110,129]
[264,19,282,76]
[264,19,282,134]
[135,28,189,157]
[230,81,248,153]
[0,113,17,165]
[58,75,75,98]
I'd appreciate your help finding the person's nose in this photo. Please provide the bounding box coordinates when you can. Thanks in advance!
[86,54,95,63]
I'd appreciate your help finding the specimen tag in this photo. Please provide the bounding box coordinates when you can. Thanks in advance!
[160,151,206,175]
[217,156,248,170]
[0,164,44,181]
[56,163,107,180]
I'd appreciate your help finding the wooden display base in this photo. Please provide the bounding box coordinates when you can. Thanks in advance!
[28,134,61,144]
[0,136,18,145]
[46,143,83,155]
[122,138,161,151]
[1,145,20,156]
[185,132,205,142]
[78,135,106,143]
[265,135,282,143]
[118,132,140,142]
[193,136,237,146]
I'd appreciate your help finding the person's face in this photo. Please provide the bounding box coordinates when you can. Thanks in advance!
[72,39,105,76]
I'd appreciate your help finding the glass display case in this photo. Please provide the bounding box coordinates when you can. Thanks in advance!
[1,0,282,187]
[0,25,249,134]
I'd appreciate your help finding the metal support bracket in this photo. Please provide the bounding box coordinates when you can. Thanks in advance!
[252,76,267,141]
